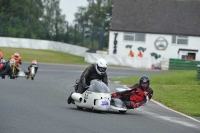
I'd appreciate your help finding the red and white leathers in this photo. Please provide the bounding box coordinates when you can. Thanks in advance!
[0,54,3,69]
[0,64,2,69]
[112,84,153,109]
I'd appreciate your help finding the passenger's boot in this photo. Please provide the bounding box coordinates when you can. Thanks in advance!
[67,92,74,104]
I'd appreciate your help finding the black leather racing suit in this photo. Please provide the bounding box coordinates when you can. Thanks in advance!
[77,64,108,94]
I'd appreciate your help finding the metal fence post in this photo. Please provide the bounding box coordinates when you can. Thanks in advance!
[73,24,77,45]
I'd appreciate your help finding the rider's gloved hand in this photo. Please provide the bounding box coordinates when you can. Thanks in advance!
[143,91,149,96]
[111,93,117,97]
[111,92,121,98]
[116,92,121,95]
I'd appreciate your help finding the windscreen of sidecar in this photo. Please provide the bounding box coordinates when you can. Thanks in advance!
[87,80,110,93]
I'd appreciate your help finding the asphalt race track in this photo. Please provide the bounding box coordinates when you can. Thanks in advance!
[0,63,200,133]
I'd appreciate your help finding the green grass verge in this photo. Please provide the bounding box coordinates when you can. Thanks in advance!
[1,47,200,117]
[0,47,89,65]
[110,70,200,117]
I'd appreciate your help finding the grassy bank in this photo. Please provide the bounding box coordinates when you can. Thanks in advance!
[0,47,89,65]
[1,47,200,117]
[111,70,200,117]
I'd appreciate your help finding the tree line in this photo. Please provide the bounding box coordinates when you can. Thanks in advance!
[0,0,113,50]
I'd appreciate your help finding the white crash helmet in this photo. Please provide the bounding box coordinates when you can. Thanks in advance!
[32,60,37,65]
[14,52,19,58]
[95,58,107,75]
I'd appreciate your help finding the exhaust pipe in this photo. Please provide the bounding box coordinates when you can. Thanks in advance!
[71,93,82,102]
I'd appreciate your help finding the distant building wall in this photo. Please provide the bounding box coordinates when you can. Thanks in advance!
[109,31,200,69]
[109,31,200,60]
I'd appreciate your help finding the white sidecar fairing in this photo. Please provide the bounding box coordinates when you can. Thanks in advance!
[71,79,111,111]
[17,71,26,77]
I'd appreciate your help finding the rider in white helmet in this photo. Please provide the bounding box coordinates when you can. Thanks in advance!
[26,60,39,80]
[68,58,108,104]
[95,58,107,75]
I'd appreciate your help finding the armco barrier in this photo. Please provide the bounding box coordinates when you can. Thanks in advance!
[0,37,88,57]
[197,65,200,80]
[169,58,200,70]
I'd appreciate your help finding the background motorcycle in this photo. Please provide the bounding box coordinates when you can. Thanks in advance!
[25,65,37,80]
[0,59,12,79]
[9,59,25,79]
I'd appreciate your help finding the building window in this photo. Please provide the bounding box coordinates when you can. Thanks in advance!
[124,33,145,42]
[172,35,188,45]
[124,34,134,41]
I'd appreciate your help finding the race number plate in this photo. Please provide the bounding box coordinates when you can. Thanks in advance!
[99,98,110,109]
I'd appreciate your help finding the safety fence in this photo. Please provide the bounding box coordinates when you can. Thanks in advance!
[0,37,88,57]
[169,58,200,70]
[197,65,200,80]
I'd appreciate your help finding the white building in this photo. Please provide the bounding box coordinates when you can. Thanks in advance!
[108,0,200,69]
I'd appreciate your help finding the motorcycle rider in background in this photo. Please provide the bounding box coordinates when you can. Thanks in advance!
[67,58,108,104]
[0,54,11,76]
[0,49,3,58]
[10,52,22,66]
[26,60,38,80]
[112,75,153,109]
[10,52,22,75]
[0,54,4,70]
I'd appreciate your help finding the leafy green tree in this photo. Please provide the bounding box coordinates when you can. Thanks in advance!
[0,0,67,42]
[42,0,66,41]
[0,0,45,38]
[74,0,113,49]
